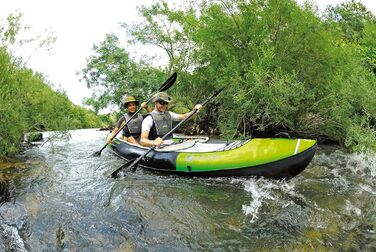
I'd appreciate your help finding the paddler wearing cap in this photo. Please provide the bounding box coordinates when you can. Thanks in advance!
[140,92,202,147]
[107,95,152,144]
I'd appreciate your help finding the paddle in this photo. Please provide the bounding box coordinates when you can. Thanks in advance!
[91,72,177,157]
[110,86,225,178]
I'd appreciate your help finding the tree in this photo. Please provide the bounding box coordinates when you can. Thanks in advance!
[325,0,376,43]
[0,13,103,159]
[123,1,199,73]
[81,0,376,151]
[81,33,168,113]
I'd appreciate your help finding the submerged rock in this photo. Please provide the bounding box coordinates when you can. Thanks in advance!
[0,180,10,203]
[0,224,28,252]
[99,126,111,131]
[0,202,27,230]
[0,202,28,252]
[24,132,43,143]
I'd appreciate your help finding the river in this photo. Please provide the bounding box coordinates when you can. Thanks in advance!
[0,129,375,251]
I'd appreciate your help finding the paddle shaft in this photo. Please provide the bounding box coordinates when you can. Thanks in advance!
[113,87,225,175]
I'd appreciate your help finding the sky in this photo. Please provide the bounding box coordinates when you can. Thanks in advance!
[1,0,375,107]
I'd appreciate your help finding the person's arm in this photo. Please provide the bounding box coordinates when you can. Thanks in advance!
[106,117,125,144]
[140,116,163,147]
[141,102,153,113]
[107,127,119,144]
[140,131,163,147]
[127,136,138,144]
[176,104,203,120]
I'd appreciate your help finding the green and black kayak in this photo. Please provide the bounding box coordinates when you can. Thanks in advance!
[108,136,317,179]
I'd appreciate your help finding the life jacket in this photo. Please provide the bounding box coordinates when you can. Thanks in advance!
[148,111,172,140]
[123,113,143,138]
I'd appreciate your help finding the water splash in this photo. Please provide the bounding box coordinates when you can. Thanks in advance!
[344,200,362,217]
[345,151,376,178]
[316,148,376,178]
[232,178,278,223]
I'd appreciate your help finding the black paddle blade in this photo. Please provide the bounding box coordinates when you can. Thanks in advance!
[90,151,101,157]
[90,144,107,157]
[214,87,225,96]
[110,159,138,178]
[159,72,177,92]
[201,86,225,107]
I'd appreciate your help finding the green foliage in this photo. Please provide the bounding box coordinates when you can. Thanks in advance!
[80,33,170,113]
[0,11,56,56]
[361,21,376,73]
[325,1,376,75]
[0,12,23,45]
[81,0,376,152]
[123,2,198,73]
[0,48,103,158]
[0,13,103,159]
[325,0,375,43]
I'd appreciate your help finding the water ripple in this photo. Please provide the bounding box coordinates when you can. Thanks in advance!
[0,129,374,251]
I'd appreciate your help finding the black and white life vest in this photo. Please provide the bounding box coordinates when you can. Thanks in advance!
[148,111,172,140]
[123,113,143,137]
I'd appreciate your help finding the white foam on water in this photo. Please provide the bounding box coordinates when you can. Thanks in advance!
[231,178,307,222]
[345,151,376,178]
[279,179,296,195]
[316,149,376,194]
[330,167,350,189]
[344,200,362,217]
[232,178,276,223]
[322,149,376,178]
[359,184,376,195]
[0,224,27,252]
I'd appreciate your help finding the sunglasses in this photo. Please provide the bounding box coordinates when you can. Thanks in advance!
[157,100,169,105]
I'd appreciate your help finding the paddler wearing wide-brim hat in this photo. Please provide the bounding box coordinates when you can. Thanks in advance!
[140,92,202,147]
[123,95,140,107]
[151,92,173,104]
[107,95,152,145]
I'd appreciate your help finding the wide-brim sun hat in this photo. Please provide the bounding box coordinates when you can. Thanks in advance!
[123,96,140,107]
[152,92,172,103]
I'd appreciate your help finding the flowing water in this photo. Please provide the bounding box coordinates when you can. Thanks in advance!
[0,129,375,251]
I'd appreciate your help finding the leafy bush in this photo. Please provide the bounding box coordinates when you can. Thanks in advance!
[80,0,376,151]
[0,48,103,158]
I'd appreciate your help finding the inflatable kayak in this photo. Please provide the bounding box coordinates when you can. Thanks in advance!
[108,135,317,179]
